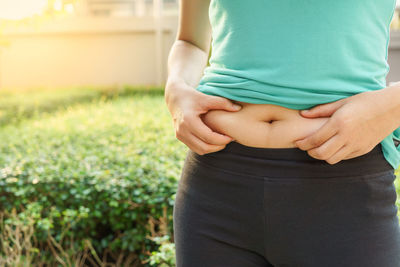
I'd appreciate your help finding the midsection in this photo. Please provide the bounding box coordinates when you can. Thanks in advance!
[200,99,330,148]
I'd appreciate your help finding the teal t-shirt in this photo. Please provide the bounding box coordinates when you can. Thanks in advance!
[196,0,400,170]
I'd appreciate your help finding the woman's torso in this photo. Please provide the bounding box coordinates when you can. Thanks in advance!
[198,0,396,150]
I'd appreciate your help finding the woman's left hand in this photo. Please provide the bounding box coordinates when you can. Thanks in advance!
[294,89,400,165]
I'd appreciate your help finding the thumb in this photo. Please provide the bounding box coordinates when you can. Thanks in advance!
[299,101,342,118]
[204,96,242,112]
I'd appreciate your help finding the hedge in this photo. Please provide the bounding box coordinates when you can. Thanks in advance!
[0,85,164,126]
[0,92,186,266]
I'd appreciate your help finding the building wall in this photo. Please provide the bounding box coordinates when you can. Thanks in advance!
[0,16,178,89]
[0,14,399,90]
[388,31,400,85]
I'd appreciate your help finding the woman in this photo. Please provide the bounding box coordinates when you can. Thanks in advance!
[165,0,400,266]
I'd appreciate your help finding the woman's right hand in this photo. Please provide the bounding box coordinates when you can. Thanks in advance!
[165,78,242,155]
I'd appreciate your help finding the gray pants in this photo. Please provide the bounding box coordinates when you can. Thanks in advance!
[173,141,400,267]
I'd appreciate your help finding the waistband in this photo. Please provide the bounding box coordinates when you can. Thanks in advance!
[188,141,394,179]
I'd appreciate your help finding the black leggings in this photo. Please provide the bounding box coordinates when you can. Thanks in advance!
[173,141,400,267]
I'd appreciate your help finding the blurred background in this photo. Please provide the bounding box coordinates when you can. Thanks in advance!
[0,1,399,266]
[387,0,400,85]
[0,0,180,90]
[0,0,399,90]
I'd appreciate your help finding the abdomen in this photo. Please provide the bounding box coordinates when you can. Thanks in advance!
[201,100,329,148]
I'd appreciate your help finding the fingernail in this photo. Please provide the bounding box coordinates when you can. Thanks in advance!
[233,104,242,110]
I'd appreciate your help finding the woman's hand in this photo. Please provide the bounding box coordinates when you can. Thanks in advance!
[294,89,400,164]
[165,78,242,155]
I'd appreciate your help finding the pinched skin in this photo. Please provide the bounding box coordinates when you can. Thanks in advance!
[201,100,330,148]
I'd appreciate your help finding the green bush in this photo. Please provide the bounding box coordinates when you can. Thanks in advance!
[0,92,187,265]
[0,85,164,126]
[147,235,176,267]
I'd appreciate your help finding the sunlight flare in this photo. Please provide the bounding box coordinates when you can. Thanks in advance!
[0,0,48,20]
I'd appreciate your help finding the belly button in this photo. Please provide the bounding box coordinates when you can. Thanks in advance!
[264,119,276,124]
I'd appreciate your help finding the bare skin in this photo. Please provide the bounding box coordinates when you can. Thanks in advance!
[201,100,329,148]
[165,0,242,155]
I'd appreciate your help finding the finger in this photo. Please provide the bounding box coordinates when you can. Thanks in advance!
[176,126,226,154]
[342,147,365,160]
[324,143,351,165]
[201,95,242,112]
[189,116,234,145]
[306,133,343,160]
[296,119,339,151]
[299,99,346,118]
[299,104,335,118]
[186,129,228,155]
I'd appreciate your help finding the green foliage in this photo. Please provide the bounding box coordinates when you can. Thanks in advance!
[0,88,187,265]
[148,235,176,267]
[394,169,400,221]
[0,86,164,126]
